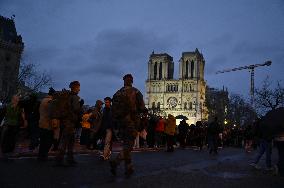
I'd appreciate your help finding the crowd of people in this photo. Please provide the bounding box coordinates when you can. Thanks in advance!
[0,74,283,178]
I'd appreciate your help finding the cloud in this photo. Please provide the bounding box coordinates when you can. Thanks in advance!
[23,28,178,104]
[209,33,234,47]
[232,41,284,65]
[2,0,284,105]
[206,55,228,75]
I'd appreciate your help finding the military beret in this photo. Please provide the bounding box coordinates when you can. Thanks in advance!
[69,81,80,88]
[104,97,112,102]
[123,74,133,81]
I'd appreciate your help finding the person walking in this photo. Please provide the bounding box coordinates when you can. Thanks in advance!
[207,117,221,154]
[155,116,165,148]
[250,119,273,170]
[0,95,27,161]
[25,94,40,151]
[37,88,55,161]
[244,124,254,153]
[80,109,92,146]
[110,74,145,177]
[99,97,114,160]
[146,114,158,148]
[55,81,82,166]
[164,114,176,152]
[88,100,103,150]
[178,119,189,149]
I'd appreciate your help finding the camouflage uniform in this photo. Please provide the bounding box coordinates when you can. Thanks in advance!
[55,93,81,165]
[110,75,145,176]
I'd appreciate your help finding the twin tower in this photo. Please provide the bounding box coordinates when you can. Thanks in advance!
[145,48,207,124]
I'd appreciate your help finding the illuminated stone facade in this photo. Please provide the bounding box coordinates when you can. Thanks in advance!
[145,49,207,124]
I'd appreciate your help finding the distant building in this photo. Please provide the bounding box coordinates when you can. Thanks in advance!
[205,86,229,124]
[0,15,24,102]
[145,49,207,125]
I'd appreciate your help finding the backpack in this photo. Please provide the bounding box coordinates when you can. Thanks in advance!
[112,87,131,120]
[48,89,72,119]
[112,86,145,121]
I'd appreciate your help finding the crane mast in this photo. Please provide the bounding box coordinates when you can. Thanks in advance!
[216,61,272,106]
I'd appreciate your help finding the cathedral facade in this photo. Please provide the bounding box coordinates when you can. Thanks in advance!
[145,49,207,124]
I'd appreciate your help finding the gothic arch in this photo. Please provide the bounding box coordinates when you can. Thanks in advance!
[154,62,157,79]
[185,60,189,79]
[191,60,194,78]
[159,62,162,80]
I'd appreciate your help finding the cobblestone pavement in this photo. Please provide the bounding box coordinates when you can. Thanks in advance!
[0,146,283,188]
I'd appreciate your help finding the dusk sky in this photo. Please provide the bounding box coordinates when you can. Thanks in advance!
[1,0,284,105]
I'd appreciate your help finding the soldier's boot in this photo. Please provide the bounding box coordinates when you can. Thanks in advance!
[109,160,117,176]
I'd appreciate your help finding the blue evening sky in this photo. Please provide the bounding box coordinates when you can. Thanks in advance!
[1,0,284,105]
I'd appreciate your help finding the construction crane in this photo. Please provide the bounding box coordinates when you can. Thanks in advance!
[216,60,272,106]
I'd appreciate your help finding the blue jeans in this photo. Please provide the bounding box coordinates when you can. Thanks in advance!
[253,139,272,168]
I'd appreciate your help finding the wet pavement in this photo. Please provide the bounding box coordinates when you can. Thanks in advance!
[0,146,283,187]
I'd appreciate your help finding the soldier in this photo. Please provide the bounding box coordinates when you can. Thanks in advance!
[55,81,82,166]
[110,74,145,177]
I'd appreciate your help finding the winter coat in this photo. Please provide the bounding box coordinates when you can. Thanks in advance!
[155,118,165,132]
[98,107,114,137]
[39,95,53,130]
[89,107,102,133]
[164,115,176,136]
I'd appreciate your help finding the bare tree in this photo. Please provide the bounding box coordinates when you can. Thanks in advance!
[227,94,257,126]
[18,61,52,92]
[205,87,257,126]
[255,76,284,114]
[205,87,229,124]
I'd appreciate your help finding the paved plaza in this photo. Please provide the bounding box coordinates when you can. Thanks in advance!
[0,146,283,188]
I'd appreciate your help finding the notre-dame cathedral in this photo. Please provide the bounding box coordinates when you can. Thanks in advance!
[145,48,207,124]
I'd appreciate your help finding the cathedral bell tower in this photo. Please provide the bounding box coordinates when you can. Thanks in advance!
[146,52,174,113]
[148,51,174,80]
[179,48,205,80]
[178,48,207,122]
